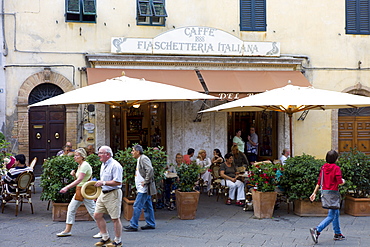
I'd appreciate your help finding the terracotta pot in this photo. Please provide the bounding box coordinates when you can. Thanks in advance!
[344,195,370,216]
[293,199,328,216]
[175,190,200,220]
[251,190,277,219]
[122,197,145,221]
[52,202,93,222]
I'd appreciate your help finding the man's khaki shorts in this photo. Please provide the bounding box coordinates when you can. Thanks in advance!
[95,189,122,219]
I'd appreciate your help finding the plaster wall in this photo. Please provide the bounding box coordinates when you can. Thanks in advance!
[166,101,227,163]
[2,0,370,158]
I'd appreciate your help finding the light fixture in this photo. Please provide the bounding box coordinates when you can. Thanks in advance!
[152,104,158,109]
[133,104,141,108]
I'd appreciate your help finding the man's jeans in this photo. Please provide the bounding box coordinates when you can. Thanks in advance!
[317,209,341,234]
[130,192,156,229]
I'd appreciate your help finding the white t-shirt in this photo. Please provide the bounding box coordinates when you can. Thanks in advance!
[135,156,147,193]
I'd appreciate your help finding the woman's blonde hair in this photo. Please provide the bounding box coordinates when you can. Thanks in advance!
[197,149,206,159]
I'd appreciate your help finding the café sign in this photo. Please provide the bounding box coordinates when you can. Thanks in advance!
[111,26,280,57]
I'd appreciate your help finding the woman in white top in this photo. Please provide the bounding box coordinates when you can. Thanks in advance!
[196,149,212,195]
[232,129,245,153]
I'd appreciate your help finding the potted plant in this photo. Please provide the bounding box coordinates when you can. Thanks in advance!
[279,154,327,216]
[337,148,370,216]
[40,154,101,221]
[248,161,282,218]
[175,161,201,220]
[0,139,12,176]
[115,146,167,220]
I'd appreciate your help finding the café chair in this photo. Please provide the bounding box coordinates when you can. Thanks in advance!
[29,157,37,194]
[210,164,229,203]
[1,171,35,216]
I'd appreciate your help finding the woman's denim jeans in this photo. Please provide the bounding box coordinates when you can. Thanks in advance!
[130,192,156,229]
[317,209,341,234]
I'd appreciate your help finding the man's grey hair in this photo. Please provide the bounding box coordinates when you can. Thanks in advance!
[99,145,113,157]
[133,144,144,154]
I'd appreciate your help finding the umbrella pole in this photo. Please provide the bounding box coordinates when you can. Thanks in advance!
[288,113,293,157]
[123,108,128,149]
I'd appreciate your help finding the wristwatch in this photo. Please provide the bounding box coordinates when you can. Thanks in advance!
[102,181,106,186]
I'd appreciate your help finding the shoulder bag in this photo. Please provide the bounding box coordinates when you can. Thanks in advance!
[320,168,341,209]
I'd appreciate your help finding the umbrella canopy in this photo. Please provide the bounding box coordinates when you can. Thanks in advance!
[29,75,217,107]
[201,84,370,156]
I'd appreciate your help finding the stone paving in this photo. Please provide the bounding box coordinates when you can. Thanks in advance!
[1,178,370,247]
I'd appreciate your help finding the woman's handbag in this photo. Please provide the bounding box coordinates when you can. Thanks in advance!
[320,168,341,209]
[75,186,84,201]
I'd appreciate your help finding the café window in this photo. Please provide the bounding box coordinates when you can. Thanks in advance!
[66,0,96,23]
[137,0,167,26]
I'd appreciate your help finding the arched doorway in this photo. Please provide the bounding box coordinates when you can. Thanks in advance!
[17,68,77,176]
[28,84,65,176]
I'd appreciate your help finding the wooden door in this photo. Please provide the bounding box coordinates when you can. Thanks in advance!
[29,105,65,175]
[339,116,370,155]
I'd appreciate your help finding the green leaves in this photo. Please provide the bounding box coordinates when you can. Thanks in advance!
[279,154,324,201]
[115,146,167,196]
[176,162,201,192]
[248,161,283,192]
[337,148,370,198]
[40,154,101,203]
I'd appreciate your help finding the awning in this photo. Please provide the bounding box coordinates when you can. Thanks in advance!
[86,68,204,91]
[86,68,311,98]
[199,70,311,93]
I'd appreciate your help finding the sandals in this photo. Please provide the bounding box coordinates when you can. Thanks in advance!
[226,199,231,205]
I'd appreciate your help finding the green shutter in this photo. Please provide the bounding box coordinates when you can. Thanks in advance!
[152,0,167,17]
[83,0,96,15]
[66,0,80,14]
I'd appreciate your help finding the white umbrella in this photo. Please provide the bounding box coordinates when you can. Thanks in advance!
[29,75,217,147]
[201,83,370,156]
[29,75,216,107]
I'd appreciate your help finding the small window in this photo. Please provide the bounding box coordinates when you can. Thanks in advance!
[137,0,167,26]
[240,0,266,31]
[346,0,370,35]
[66,0,96,23]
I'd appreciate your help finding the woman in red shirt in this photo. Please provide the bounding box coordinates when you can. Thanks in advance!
[309,150,345,244]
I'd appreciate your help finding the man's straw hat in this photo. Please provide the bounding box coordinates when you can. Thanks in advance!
[81,181,101,200]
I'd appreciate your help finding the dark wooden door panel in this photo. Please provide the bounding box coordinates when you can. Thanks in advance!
[29,106,65,176]
[339,116,370,155]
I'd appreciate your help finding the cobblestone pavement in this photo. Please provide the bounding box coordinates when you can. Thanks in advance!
[1,178,369,247]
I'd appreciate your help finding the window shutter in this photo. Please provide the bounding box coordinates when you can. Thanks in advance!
[66,0,80,14]
[83,0,96,15]
[346,0,370,34]
[359,0,370,34]
[138,0,153,16]
[240,0,266,31]
[254,0,266,31]
[152,0,168,17]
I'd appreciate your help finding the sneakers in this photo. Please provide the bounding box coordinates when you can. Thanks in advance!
[309,228,319,244]
[334,233,346,240]
[93,232,102,238]
[56,231,72,237]
[95,238,112,246]
[106,241,122,247]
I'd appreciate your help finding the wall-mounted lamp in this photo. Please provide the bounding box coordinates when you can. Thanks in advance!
[133,104,141,108]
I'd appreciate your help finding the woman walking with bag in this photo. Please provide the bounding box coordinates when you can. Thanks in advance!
[56,148,101,238]
[309,150,345,244]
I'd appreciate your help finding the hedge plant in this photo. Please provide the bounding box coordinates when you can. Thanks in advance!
[337,148,370,198]
[176,161,201,192]
[279,154,325,201]
[115,146,167,198]
[40,154,101,203]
